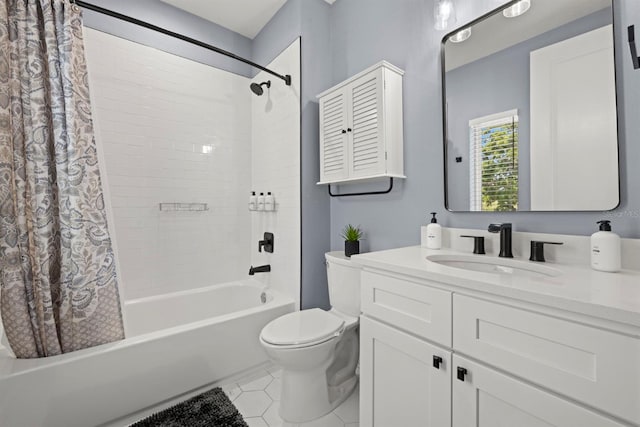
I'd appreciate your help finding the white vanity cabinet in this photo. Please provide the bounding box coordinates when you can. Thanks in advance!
[317,61,404,184]
[359,268,640,427]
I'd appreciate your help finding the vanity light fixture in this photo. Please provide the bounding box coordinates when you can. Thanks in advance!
[434,0,457,31]
[449,27,472,43]
[502,0,531,18]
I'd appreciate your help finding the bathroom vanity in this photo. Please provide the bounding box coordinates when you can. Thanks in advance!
[352,243,640,427]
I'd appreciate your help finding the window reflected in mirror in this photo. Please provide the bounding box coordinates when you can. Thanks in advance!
[469,110,519,212]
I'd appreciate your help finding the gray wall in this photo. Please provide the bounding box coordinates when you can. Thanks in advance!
[328,0,640,263]
[81,0,252,76]
[253,0,334,310]
[446,9,611,211]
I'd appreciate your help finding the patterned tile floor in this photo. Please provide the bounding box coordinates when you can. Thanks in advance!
[222,365,359,427]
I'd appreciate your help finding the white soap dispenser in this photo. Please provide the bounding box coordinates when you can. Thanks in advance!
[249,191,257,211]
[257,192,265,211]
[591,220,621,273]
[265,192,275,211]
[426,212,442,250]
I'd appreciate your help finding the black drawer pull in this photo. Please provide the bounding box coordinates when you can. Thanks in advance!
[433,355,443,369]
[457,367,468,381]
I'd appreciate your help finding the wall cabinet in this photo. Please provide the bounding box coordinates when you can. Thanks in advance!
[317,61,405,184]
[360,270,639,427]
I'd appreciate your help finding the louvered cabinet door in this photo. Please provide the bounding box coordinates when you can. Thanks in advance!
[319,90,349,182]
[347,69,386,178]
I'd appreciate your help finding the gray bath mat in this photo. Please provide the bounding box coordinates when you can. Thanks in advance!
[129,387,248,427]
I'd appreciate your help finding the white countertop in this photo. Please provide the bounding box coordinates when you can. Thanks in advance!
[351,246,640,328]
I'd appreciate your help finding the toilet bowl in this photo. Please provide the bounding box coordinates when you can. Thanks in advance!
[259,251,360,423]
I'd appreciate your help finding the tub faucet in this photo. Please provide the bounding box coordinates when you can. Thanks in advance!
[488,223,513,258]
[249,264,271,275]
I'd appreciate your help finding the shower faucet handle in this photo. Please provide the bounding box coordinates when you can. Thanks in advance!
[258,232,274,253]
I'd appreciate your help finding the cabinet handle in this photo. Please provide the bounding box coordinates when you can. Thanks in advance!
[457,367,468,382]
[341,129,347,134]
[347,128,352,132]
[433,355,443,370]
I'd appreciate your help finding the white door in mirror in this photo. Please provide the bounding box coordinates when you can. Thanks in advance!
[530,25,618,210]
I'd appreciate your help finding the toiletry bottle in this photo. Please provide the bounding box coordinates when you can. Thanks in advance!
[426,212,442,250]
[265,192,275,211]
[249,191,257,211]
[591,220,621,272]
[257,192,265,211]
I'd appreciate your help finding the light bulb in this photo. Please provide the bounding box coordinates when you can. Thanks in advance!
[434,0,457,31]
[503,0,531,18]
[449,28,471,43]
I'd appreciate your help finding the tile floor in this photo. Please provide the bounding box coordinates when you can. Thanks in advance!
[222,365,359,427]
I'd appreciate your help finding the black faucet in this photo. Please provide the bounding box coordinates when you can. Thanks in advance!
[249,264,271,275]
[488,223,513,258]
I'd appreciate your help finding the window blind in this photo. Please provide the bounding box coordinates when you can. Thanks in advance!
[469,110,519,212]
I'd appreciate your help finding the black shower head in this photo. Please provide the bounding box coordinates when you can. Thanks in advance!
[250,80,271,96]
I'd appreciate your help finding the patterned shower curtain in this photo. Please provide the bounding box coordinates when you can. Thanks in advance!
[0,0,125,358]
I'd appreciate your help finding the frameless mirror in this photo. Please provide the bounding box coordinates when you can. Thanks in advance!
[442,0,619,212]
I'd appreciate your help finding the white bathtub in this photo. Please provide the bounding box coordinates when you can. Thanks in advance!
[0,280,294,427]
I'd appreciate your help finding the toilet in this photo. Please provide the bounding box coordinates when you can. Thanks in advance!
[259,251,360,423]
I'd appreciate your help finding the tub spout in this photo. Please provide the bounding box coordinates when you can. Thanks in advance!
[249,264,271,275]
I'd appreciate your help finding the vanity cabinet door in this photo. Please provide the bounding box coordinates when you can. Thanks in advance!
[453,294,640,424]
[453,355,627,427]
[360,316,451,427]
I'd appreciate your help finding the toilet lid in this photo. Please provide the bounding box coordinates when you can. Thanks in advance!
[261,308,345,346]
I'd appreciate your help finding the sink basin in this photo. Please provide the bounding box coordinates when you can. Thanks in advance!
[426,254,562,278]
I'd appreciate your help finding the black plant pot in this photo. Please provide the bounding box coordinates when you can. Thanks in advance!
[344,240,360,257]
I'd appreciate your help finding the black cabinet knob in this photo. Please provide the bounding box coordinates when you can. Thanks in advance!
[341,129,347,134]
[457,367,468,382]
[433,355,443,369]
[347,128,352,132]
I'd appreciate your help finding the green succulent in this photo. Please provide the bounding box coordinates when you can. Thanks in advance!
[341,224,363,242]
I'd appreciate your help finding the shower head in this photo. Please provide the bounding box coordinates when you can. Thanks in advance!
[250,80,271,96]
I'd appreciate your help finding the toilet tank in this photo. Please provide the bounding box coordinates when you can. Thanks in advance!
[325,251,361,317]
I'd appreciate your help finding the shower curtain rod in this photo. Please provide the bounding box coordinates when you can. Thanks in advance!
[74,0,292,86]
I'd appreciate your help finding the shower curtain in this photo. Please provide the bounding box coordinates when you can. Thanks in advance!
[0,0,125,358]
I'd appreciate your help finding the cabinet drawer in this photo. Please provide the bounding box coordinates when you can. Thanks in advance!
[453,294,640,424]
[361,271,452,347]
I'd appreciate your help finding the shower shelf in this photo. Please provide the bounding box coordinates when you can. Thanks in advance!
[159,203,209,212]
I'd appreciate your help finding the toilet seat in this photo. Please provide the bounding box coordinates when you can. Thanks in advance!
[261,308,345,348]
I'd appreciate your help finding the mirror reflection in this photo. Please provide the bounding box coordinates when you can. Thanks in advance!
[443,0,619,212]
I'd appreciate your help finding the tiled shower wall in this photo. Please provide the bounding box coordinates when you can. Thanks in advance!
[250,39,301,308]
[85,28,252,300]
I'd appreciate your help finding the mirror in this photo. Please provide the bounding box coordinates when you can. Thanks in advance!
[442,0,619,212]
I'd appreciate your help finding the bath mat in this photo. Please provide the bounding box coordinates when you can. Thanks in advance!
[129,387,248,427]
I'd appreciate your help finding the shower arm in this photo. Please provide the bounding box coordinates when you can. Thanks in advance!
[73,0,292,86]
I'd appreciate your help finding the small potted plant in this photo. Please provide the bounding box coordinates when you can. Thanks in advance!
[341,224,363,257]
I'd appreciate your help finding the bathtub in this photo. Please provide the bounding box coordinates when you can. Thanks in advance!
[0,280,294,427]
